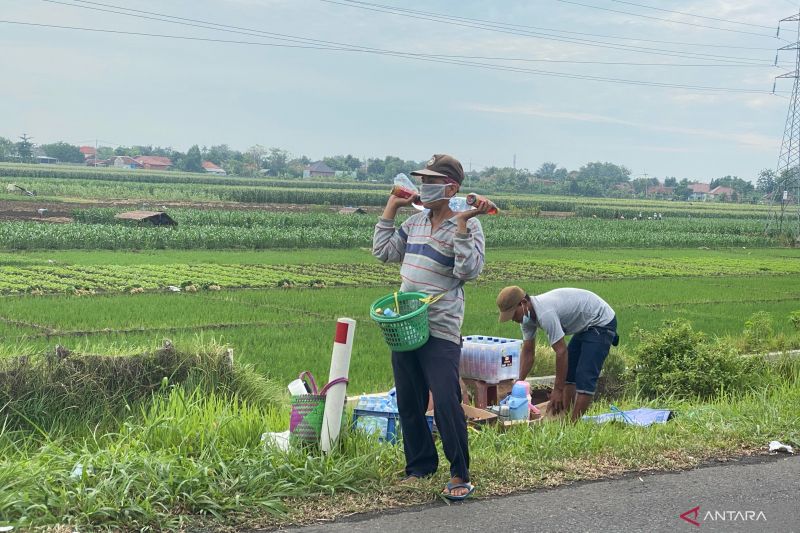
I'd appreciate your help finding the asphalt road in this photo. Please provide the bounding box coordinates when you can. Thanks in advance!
[280,455,799,533]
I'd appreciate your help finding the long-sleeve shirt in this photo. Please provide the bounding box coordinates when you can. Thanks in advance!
[373,211,485,345]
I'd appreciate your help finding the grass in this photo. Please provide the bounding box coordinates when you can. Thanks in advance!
[2,276,799,393]
[1,238,799,529]
[1,246,797,266]
[1,357,797,531]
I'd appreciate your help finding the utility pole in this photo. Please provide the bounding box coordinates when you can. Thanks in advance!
[513,153,516,170]
[769,11,800,238]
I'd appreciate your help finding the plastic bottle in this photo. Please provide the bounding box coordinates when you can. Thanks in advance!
[391,173,421,206]
[466,193,499,214]
[448,196,472,212]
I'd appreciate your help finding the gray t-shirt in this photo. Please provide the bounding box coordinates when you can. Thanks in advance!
[521,288,615,345]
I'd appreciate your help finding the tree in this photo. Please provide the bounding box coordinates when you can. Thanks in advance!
[534,162,558,180]
[203,144,237,166]
[710,175,753,194]
[97,146,115,160]
[631,176,658,196]
[664,176,678,187]
[673,178,691,201]
[756,169,776,196]
[40,141,84,163]
[0,137,16,161]
[244,145,267,170]
[16,134,33,162]
[183,144,204,172]
[265,147,289,176]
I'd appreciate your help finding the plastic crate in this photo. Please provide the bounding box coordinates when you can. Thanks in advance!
[460,335,522,384]
[352,409,400,443]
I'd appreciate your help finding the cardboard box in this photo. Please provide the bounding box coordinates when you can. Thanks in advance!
[426,403,498,426]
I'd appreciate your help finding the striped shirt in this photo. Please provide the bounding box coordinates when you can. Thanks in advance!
[373,211,485,345]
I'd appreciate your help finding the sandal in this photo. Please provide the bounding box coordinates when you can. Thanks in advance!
[442,481,475,501]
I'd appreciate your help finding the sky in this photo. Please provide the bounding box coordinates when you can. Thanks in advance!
[2,0,800,182]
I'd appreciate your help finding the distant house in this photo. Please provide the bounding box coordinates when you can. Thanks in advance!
[646,185,675,198]
[84,158,109,167]
[110,156,142,169]
[32,147,58,164]
[134,156,173,170]
[708,186,736,201]
[79,146,96,160]
[202,161,227,176]
[303,161,335,178]
[688,182,711,201]
[338,207,367,215]
[114,211,177,226]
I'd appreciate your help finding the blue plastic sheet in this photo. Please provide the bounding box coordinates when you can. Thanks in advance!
[583,407,673,427]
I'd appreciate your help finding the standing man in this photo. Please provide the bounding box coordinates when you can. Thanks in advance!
[373,154,489,500]
[496,286,619,421]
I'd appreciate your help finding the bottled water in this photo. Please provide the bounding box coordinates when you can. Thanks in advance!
[448,196,473,212]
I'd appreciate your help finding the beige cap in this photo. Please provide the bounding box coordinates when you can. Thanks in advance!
[496,285,526,322]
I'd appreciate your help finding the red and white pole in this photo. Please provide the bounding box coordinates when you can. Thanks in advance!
[321,318,356,453]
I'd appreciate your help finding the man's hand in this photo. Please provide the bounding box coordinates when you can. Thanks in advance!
[454,198,491,221]
[548,387,565,414]
[454,198,491,233]
[383,193,417,219]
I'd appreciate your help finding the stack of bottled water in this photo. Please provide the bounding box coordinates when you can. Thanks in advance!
[354,388,399,438]
[460,336,522,383]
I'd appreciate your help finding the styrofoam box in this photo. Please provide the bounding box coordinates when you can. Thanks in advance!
[460,335,522,384]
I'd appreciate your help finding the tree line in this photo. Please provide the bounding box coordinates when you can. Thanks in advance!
[0,135,781,202]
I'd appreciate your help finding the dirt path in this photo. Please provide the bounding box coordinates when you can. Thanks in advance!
[0,199,382,222]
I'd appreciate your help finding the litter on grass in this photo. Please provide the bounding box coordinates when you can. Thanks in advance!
[583,407,673,427]
[768,440,794,454]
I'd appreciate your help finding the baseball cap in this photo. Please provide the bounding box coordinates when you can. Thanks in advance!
[496,286,526,322]
[411,154,465,185]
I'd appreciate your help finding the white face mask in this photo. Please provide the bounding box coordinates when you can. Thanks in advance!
[419,183,450,204]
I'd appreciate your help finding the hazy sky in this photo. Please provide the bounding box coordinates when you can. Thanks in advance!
[2,0,799,181]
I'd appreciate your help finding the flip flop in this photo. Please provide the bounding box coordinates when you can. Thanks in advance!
[442,481,475,501]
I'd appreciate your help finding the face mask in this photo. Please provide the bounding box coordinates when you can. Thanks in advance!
[419,183,450,204]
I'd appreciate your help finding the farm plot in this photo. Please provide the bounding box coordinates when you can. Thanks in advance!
[0,215,777,250]
[2,254,800,295]
[3,277,799,392]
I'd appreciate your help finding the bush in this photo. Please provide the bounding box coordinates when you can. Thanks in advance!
[742,311,774,352]
[789,310,800,330]
[632,319,763,399]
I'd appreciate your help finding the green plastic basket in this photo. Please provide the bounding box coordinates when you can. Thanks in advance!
[370,291,430,352]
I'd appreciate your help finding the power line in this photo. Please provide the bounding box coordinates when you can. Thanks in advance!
[318,0,776,50]
[47,0,779,67]
[608,0,777,30]
[317,0,775,64]
[553,0,787,39]
[2,19,787,95]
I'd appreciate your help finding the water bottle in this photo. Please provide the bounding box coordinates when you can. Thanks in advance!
[466,193,499,214]
[391,173,421,207]
[448,196,472,212]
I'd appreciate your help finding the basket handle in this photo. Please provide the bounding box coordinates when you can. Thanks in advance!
[320,376,349,395]
[298,371,318,395]
[419,292,446,305]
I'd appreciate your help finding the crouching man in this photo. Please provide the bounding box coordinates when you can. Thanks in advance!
[496,286,619,421]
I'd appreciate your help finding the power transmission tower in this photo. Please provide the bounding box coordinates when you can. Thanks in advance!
[769,12,800,240]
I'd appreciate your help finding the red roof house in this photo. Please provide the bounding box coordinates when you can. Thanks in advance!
[202,160,227,176]
[134,156,173,170]
[79,146,96,159]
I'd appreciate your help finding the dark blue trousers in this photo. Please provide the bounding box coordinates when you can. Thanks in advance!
[391,335,469,482]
